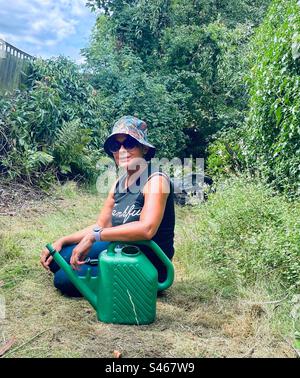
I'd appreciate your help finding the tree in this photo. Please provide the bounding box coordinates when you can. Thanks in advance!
[243,0,300,196]
[85,0,271,157]
[0,57,102,185]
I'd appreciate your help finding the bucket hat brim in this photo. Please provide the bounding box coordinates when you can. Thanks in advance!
[103,117,156,161]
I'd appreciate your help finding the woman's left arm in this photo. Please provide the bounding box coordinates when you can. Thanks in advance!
[70,175,170,269]
[101,174,170,241]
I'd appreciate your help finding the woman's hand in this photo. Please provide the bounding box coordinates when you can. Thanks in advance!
[40,239,64,271]
[70,234,95,270]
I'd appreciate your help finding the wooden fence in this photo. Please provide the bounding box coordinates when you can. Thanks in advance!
[0,39,35,92]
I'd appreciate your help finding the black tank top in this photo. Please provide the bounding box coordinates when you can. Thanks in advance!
[112,162,175,260]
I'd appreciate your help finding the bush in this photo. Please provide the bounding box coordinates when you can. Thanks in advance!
[206,127,246,176]
[176,176,300,290]
[243,0,300,197]
[0,57,103,186]
[85,1,271,158]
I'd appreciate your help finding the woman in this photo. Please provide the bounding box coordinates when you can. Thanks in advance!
[40,115,175,296]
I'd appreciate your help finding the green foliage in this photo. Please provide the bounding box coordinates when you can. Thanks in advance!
[0,1,274,186]
[207,0,300,198]
[53,119,99,181]
[1,143,55,184]
[178,176,300,290]
[206,128,245,176]
[0,56,102,186]
[85,0,271,158]
[242,0,300,197]
[83,15,187,158]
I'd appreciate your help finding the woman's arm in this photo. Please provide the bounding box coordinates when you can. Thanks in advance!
[100,174,170,241]
[59,183,116,246]
[41,180,117,270]
[70,174,170,269]
[95,188,115,229]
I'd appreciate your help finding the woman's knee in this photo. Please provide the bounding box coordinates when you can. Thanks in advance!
[88,241,111,258]
[53,269,82,297]
[49,244,77,274]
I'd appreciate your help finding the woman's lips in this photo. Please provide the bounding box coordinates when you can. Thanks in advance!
[119,156,131,162]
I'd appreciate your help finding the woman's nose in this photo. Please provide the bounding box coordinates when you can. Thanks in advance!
[119,145,128,155]
[120,144,128,152]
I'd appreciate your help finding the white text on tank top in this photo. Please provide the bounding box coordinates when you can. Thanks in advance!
[112,204,142,224]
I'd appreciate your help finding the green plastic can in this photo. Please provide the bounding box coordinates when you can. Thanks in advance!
[46,240,174,325]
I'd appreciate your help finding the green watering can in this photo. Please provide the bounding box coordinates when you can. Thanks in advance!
[45,241,174,325]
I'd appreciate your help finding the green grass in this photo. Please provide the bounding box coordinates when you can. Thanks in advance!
[0,178,298,357]
[175,175,300,352]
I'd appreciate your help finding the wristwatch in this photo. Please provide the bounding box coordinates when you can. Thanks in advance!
[93,226,104,242]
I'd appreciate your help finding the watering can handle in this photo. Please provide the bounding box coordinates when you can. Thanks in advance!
[107,240,174,291]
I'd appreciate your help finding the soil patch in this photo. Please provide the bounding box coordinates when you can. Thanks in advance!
[0,181,48,216]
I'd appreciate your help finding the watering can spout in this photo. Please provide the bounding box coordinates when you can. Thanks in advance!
[45,244,97,310]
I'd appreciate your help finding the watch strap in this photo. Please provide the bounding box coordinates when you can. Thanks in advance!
[93,227,103,242]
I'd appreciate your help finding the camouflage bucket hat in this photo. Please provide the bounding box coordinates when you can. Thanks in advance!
[103,115,156,161]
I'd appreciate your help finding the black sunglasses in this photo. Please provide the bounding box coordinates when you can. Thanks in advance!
[108,136,140,153]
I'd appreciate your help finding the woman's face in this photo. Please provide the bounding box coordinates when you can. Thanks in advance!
[112,134,149,169]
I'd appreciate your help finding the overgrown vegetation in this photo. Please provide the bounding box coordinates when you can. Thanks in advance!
[85,0,271,157]
[244,0,300,197]
[2,1,298,197]
[207,0,300,197]
[177,176,300,291]
[0,57,103,187]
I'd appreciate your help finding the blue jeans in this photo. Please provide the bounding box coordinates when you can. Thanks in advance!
[49,241,172,297]
[49,241,110,297]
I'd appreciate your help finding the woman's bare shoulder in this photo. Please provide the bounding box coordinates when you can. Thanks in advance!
[143,173,170,195]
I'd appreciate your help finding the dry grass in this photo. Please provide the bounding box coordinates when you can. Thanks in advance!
[0,182,296,358]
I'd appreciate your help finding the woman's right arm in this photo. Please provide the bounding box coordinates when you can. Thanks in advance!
[56,182,117,246]
[40,179,117,270]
